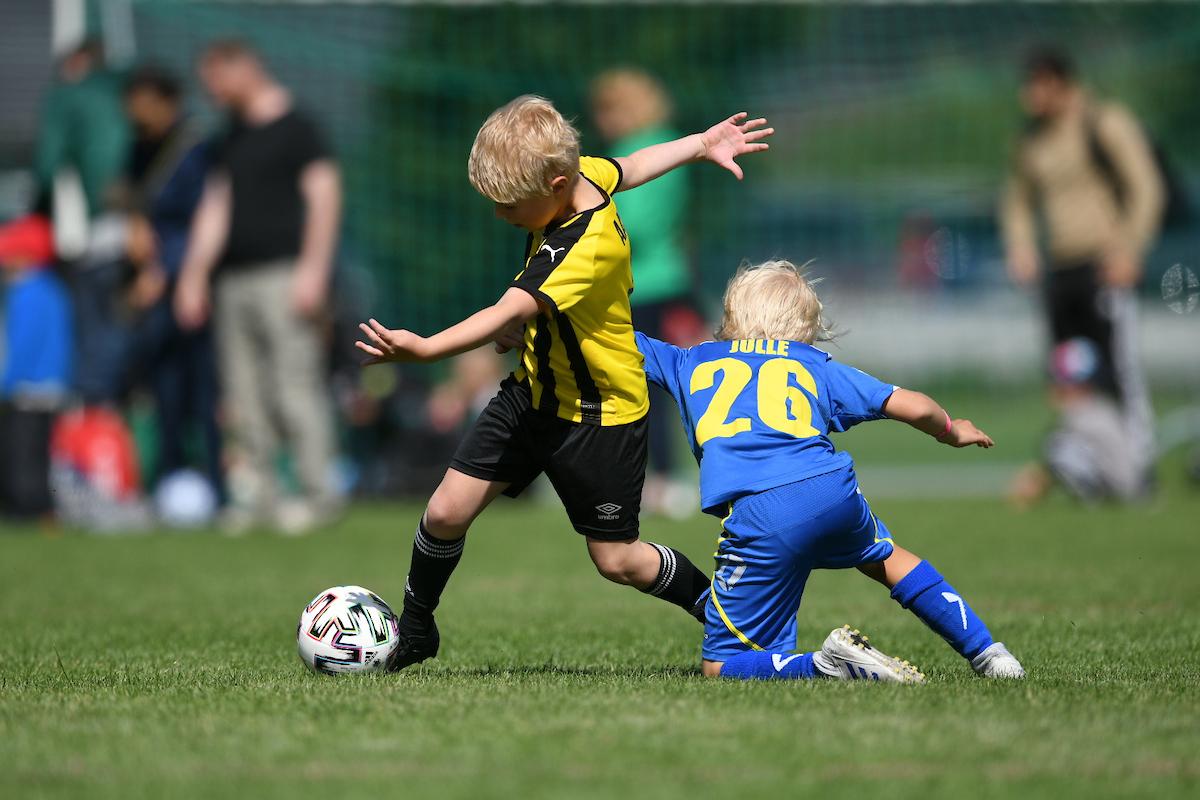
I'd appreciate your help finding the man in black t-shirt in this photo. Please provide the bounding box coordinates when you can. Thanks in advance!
[175,40,341,534]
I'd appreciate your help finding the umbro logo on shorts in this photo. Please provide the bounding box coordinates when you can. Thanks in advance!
[595,503,622,520]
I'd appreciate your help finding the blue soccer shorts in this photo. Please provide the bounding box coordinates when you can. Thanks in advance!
[702,466,895,662]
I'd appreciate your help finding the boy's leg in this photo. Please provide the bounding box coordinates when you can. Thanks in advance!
[858,543,1019,674]
[706,652,821,679]
[392,378,542,672]
[709,626,924,683]
[586,538,709,621]
[547,413,708,621]
[707,481,922,683]
[390,468,510,672]
[702,498,811,673]
[405,467,512,608]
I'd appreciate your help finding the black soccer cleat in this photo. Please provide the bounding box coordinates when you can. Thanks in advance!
[386,616,440,672]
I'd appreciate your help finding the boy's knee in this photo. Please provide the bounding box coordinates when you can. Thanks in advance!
[588,542,647,585]
[424,492,472,537]
[857,560,887,584]
[701,660,724,678]
[591,550,638,584]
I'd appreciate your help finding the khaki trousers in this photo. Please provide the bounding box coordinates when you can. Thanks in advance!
[214,262,335,508]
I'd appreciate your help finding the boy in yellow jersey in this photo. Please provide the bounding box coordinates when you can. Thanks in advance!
[356,96,772,670]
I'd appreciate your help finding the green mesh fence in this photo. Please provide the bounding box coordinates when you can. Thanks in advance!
[123,0,1200,332]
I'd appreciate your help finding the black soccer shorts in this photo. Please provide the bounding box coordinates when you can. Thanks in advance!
[1044,262,1119,397]
[450,378,648,540]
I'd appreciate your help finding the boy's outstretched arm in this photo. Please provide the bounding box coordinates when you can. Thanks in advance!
[614,112,773,190]
[882,389,995,448]
[357,287,540,365]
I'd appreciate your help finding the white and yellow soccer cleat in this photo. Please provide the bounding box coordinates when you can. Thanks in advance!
[813,625,926,684]
[971,642,1026,679]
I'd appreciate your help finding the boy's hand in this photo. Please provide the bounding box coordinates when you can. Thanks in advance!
[356,319,429,364]
[699,112,774,180]
[493,322,525,354]
[942,419,995,449]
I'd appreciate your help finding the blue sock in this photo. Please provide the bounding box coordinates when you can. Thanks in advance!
[891,560,994,660]
[718,651,824,680]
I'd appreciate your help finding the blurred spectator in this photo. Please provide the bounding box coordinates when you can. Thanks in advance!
[121,65,225,505]
[1000,47,1164,491]
[34,38,134,405]
[33,39,130,235]
[1009,338,1144,508]
[591,68,703,518]
[175,40,342,534]
[0,215,72,519]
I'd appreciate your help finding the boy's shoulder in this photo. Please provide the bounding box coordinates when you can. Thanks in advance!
[579,155,622,197]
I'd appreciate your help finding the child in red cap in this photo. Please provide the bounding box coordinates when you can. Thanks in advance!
[0,214,73,518]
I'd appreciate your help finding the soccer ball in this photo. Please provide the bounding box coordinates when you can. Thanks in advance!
[154,469,217,529]
[297,585,401,675]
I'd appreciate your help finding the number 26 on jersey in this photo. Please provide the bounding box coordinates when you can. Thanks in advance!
[690,344,820,446]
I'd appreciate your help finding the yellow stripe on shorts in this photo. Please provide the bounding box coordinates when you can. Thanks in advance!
[710,497,762,651]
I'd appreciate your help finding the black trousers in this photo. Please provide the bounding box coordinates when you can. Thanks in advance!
[1044,262,1154,474]
[0,405,55,518]
[1044,263,1120,397]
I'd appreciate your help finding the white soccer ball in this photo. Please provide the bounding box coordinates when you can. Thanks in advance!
[154,469,217,529]
[297,585,401,675]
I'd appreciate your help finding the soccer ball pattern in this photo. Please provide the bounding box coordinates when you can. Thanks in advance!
[297,585,400,675]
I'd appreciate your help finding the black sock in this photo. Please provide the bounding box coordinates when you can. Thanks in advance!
[400,519,464,628]
[642,543,709,623]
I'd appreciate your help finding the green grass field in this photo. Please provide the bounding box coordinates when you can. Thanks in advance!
[3,387,1199,798]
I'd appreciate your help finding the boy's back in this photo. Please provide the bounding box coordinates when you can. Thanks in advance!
[637,334,896,514]
[634,262,1021,683]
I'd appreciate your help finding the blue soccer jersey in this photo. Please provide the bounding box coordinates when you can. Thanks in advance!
[636,334,897,514]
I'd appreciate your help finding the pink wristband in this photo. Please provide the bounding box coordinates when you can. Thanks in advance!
[935,412,953,441]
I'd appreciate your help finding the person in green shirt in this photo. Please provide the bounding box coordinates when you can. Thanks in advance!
[591,69,703,518]
[34,39,133,406]
[34,39,130,220]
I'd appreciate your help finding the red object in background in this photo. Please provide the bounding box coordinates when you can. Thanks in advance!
[0,214,55,266]
[50,407,142,500]
[661,303,709,346]
[896,213,940,289]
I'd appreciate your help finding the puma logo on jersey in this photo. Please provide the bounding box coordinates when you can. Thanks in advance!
[539,243,566,263]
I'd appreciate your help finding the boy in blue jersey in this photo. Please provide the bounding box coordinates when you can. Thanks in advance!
[637,261,1025,682]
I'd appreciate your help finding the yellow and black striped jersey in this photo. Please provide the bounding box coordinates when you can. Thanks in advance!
[510,156,649,426]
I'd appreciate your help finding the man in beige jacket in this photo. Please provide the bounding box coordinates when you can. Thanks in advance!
[1001,47,1163,491]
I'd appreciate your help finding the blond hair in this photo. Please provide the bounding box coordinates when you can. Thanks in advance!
[590,68,672,136]
[715,260,831,344]
[468,95,580,204]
